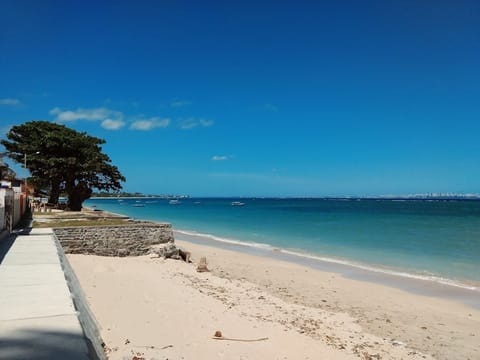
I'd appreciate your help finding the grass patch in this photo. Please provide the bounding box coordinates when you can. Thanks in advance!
[33,211,57,216]
[33,219,131,228]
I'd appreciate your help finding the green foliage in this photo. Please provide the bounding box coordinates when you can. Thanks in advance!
[1,121,125,210]
[0,163,16,180]
[33,219,130,228]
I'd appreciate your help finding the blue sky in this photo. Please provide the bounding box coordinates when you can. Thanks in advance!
[1,0,479,196]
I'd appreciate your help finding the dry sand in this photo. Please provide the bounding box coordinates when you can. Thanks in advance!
[68,240,480,360]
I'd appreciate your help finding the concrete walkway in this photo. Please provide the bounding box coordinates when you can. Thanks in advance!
[0,228,94,359]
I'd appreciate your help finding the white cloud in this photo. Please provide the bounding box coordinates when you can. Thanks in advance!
[212,155,229,161]
[49,106,127,131]
[101,119,125,130]
[0,98,21,106]
[180,118,214,130]
[49,105,214,132]
[180,119,198,130]
[130,117,171,131]
[49,107,123,122]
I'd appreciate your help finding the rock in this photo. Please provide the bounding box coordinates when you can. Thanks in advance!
[179,248,191,262]
[117,248,129,257]
[151,243,178,258]
[197,257,209,272]
[163,243,179,258]
[150,243,191,262]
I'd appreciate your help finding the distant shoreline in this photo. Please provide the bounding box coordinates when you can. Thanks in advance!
[90,196,188,200]
[90,196,480,201]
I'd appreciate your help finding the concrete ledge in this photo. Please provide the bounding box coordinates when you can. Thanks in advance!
[54,232,106,360]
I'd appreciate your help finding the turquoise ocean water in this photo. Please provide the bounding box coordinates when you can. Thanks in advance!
[85,198,480,290]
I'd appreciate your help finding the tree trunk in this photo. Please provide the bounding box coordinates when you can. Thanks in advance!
[48,179,62,204]
[67,182,92,211]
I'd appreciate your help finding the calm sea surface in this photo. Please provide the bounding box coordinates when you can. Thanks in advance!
[85,198,480,288]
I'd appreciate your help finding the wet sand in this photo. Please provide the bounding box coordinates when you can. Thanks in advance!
[68,237,480,359]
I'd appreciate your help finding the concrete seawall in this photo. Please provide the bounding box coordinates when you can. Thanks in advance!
[53,230,106,360]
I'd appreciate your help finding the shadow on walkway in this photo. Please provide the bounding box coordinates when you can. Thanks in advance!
[0,210,33,264]
[0,232,16,265]
[0,328,93,360]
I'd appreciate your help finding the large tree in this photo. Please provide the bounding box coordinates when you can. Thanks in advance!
[0,159,16,181]
[1,120,125,210]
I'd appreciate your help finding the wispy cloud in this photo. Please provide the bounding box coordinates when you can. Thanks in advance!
[263,103,279,112]
[50,107,124,123]
[130,117,171,131]
[0,124,13,135]
[212,155,229,161]
[49,105,211,133]
[180,119,198,130]
[0,98,21,106]
[49,106,126,131]
[180,118,214,130]
[101,119,125,130]
[170,100,192,108]
[200,119,214,127]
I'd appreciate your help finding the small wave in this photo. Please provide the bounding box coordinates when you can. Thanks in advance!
[278,249,478,292]
[174,229,275,251]
[174,229,479,292]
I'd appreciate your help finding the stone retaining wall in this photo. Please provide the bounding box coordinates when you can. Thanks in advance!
[54,223,174,256]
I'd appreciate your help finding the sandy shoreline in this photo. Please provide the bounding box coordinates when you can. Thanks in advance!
[68,236,480,359]
[174,230,480,308]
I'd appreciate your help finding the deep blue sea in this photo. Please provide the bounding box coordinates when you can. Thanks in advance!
[85,197,480,289]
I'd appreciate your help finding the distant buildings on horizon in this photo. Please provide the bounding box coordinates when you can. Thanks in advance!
[355,193,480,200]
[92,191,480,200]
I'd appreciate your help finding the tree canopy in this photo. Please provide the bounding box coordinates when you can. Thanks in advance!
[1,121,125,210]
[0,155,16,181]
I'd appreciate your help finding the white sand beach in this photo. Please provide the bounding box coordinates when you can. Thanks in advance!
[68,239,480,360]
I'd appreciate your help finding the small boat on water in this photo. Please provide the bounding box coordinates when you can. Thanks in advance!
[231,201,245,206]
[169,199,181,205]
[132,203,145,207]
